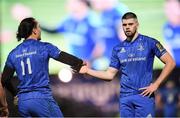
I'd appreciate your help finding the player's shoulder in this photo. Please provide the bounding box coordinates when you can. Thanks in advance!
[8,42,23,56]
[6,44,22,61]
[28,40,53,46]
[112,42,124,51]
[8,48,16,58]
[140,34,159,43]
[40,41,59,51]
[12,40,52,51]
[42,41,56,47]
[40,41,51,45]
[25,40,52,47]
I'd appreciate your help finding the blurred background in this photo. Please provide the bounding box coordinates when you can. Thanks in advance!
[0,0,180,117]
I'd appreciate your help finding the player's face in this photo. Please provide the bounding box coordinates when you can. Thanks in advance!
[122,18,138,38]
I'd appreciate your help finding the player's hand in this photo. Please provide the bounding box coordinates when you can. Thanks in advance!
[79,65,88,74]
[71,61,87,73]
[139,83,159,97]
[82,61,87,66]
[0,106,9,117]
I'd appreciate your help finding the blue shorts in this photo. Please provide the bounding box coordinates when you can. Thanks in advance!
[18,98,63,117]
[119,94,155,117]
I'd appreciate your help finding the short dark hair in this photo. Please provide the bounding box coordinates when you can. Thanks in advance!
[16,17,37,41]
[122,12,137,20]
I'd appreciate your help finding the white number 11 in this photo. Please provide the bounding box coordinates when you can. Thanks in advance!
[21,58,32,75]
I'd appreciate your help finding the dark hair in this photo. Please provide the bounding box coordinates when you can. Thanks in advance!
[16,17,37,41]
[122,12,138,20]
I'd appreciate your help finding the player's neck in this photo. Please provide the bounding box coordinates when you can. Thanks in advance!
[132,32,139,42]
[27,35,38,40]
[127,32,139,42]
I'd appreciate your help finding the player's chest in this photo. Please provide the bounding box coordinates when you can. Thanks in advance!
[117,43,150,63]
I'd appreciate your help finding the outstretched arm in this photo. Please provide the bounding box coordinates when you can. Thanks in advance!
[154,52,175,87]
[140,52,175,96]
[80,66,118,81]
[57,51,84,72]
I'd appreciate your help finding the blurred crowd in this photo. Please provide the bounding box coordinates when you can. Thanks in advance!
[155,80,180,117]
[41,0,128,70]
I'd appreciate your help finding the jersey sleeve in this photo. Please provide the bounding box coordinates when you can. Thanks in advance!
[152,39,167,58]
[46,43,61,60]
[109,47,120,69]
[5,53,15,69]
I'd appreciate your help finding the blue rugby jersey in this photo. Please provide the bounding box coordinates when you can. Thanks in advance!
[5,39,61,96]
[109,34,167,97]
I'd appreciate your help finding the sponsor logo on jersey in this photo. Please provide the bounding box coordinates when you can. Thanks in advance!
[120,57,146,63]
[16,51,37,58]
[22,49,27,52]
[137,44,144,51]
[120,47,126,53]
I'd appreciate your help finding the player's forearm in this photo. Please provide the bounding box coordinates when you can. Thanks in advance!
[0,85,8,109]
[86,69,114,81]
[58,51,83,72]
[1,65,17,96]
[154,59,175,87]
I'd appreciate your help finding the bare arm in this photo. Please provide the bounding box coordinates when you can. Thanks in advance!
[140,52,175,96]
[154,52,175,87]
[0,82,7,107]
[1,65,16,96]
[80,66,119,81]
[0,82,8,117]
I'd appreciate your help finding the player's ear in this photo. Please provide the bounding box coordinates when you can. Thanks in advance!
[32,28,37,35]
[136,21,139,28]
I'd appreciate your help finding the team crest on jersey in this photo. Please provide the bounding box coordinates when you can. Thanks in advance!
[120,47,126,53]
[22,49,27,52]
[156,43,164,52]
[137,44,144,51]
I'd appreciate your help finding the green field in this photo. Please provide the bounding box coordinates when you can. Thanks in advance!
[1,0,167,73]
